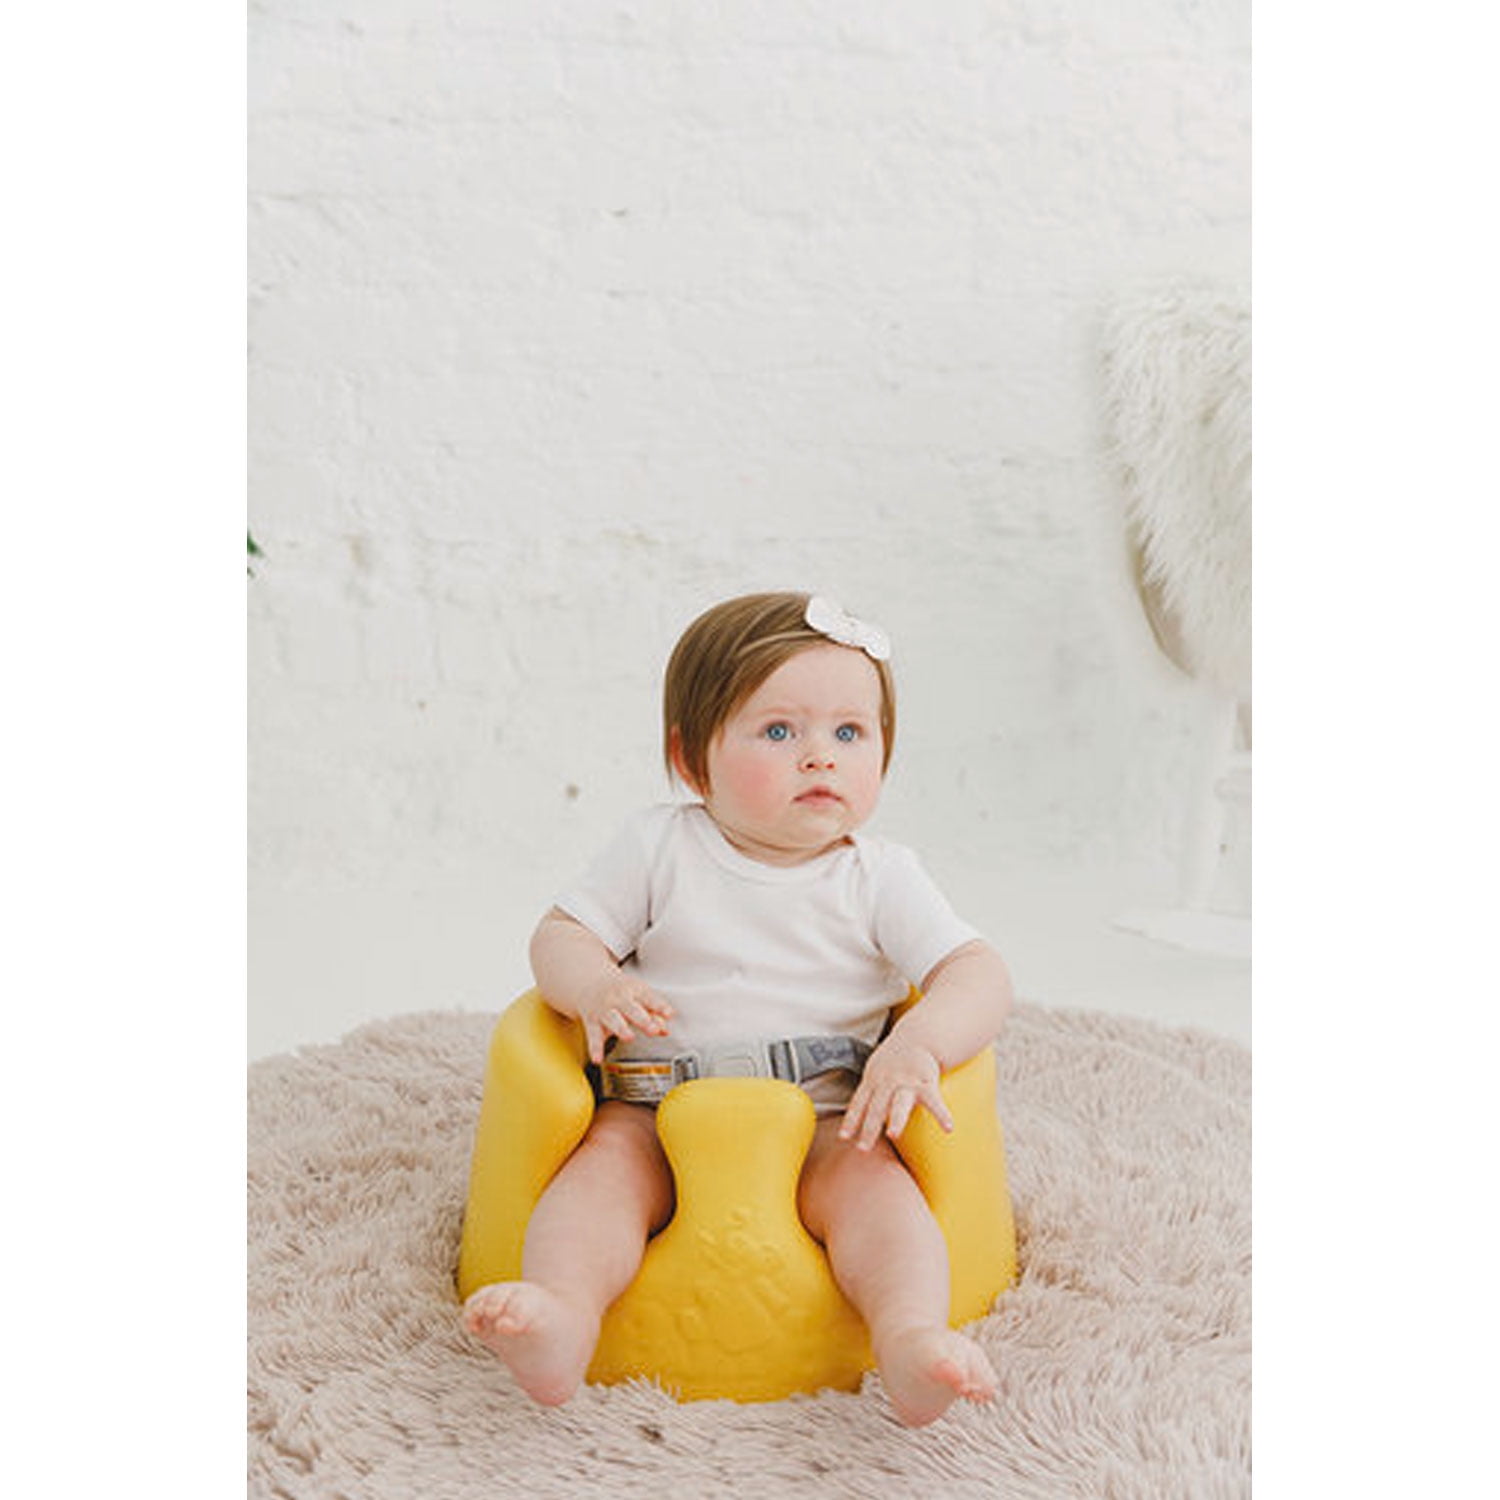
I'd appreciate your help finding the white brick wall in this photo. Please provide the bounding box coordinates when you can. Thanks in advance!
[249,0,1248,1050]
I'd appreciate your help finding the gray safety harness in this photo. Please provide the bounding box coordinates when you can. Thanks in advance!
[598,1035,873,1105]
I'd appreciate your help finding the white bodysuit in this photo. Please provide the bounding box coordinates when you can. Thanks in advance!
[554,803,981,1111]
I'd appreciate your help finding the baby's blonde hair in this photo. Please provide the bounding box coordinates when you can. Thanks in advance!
[663,591,897,793]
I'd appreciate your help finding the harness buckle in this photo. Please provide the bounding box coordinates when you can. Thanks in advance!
[691,1039,788,1082]
[600,1034,870,1105]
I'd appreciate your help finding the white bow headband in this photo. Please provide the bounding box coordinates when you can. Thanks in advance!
[804,596,892,662]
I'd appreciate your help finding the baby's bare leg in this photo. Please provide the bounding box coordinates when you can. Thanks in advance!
[463,1101,673,1406]
[799,1119,997,1427]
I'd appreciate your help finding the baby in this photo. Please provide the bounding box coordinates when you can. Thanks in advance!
[463,591,1013,1426]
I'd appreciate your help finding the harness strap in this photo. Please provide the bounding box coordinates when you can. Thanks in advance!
[599,1035,873,1106]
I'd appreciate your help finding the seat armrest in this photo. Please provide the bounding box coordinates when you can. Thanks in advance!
[893,1044,1017,1324]
[457,991,595,1299]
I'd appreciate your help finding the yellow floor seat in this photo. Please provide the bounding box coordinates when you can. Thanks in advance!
[457,989,1017,1402]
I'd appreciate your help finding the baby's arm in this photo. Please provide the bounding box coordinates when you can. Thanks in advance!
[529,908,674,1064]
[840,940,1013,1151]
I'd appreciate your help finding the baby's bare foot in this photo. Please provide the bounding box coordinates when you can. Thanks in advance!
[877,1326,998,1428]
[461,1282,598,1407]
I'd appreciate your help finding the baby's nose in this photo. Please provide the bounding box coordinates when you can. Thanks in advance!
[800,736,836,768]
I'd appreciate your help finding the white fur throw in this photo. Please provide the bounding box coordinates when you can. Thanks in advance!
[248,1005,1250,1498]
[1102,286,1252,698]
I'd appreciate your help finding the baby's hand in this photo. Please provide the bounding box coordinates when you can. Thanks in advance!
[574,974,674,1065]
[839,1032,953,1152]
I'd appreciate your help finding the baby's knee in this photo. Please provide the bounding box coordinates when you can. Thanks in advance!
[575,1105,674,1210]
[799,1131,915,1231]
[577,1103,658,1161]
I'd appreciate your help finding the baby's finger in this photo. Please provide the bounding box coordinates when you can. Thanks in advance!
[885,1088,916,1141]
[918,1081,955,1133]
[604,1009,636,1044]
[856,1087,894,1151]
[584,1018,607,1065]
[838,1084,872,1143]
[641,991,675,1022]
[627,998,672,1035]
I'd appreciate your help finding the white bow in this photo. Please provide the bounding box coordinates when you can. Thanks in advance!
[804,596,892,661]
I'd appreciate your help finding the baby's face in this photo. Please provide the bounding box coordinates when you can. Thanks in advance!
[699,644,886,866]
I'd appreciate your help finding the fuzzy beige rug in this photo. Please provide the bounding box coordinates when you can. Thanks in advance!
[248,1004,1250,1498]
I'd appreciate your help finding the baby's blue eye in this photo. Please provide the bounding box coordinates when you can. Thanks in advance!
[835,724,860,742]
[765,723,790,742]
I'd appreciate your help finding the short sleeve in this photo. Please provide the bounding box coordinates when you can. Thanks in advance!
[868,843,983,988]
[553,806,669,961]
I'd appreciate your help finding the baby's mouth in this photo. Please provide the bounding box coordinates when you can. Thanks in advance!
[795,787,843,805]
